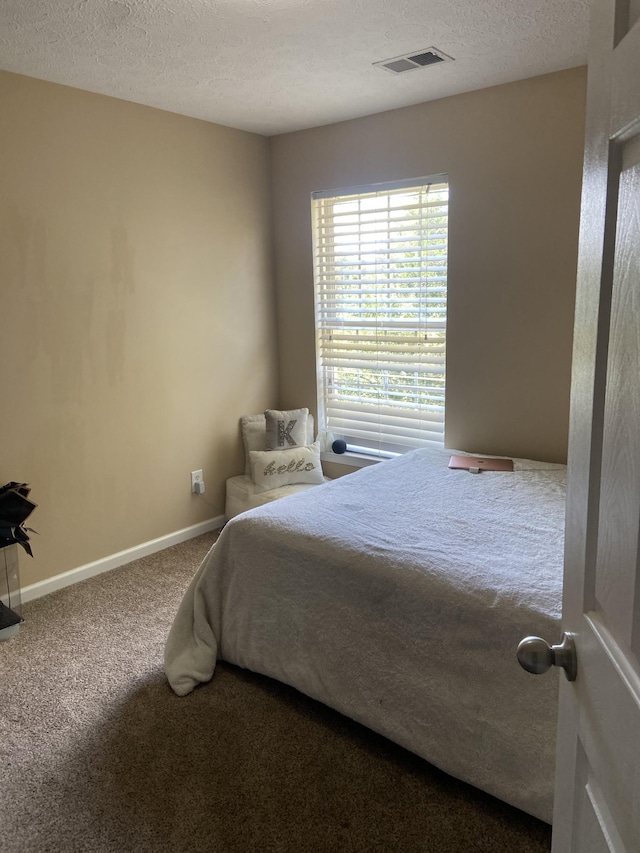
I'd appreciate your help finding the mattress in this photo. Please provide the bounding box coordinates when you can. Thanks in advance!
[166,447,566,822]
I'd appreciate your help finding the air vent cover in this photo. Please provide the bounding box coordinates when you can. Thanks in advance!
[374,47,454,74]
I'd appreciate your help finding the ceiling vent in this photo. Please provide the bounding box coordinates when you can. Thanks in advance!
[374,47,454,74]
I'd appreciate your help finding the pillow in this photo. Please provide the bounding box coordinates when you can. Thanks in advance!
[241,414,269,476]
[250,442,324,493]
[265,407,309,451]
[240,412,315,476]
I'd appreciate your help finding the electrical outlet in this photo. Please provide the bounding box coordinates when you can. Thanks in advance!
[191,470,204,493]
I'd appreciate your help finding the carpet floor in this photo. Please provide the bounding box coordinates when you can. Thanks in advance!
[0,532,552,852]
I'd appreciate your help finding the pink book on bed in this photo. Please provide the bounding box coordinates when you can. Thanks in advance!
[448,455,514,472]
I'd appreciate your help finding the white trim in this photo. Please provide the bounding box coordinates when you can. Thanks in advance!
[20,515,225,604]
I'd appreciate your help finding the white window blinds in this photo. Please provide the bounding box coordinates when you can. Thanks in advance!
[312,176,448,455]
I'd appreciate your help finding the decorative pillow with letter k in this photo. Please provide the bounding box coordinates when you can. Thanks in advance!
[265,408,309,450]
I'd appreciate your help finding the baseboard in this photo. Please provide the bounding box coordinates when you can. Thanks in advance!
[20,515,225,604]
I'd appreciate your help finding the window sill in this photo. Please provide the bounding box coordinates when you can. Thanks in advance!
[320,451,386,469]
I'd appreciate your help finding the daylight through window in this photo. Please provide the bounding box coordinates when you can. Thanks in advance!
[312,176,449,455]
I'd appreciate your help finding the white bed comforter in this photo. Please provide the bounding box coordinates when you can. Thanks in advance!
[165,447,566,823]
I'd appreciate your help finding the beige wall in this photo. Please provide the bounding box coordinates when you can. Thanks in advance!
[1,67,586,587]
[270,67,587,464]
[0,71,278,587]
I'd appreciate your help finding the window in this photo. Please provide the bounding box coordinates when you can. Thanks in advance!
[312,176,449,456]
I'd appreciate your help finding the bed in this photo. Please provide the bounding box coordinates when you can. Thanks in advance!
[165,446,566,823]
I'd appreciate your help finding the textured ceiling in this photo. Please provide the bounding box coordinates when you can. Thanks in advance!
[0,0,589,136]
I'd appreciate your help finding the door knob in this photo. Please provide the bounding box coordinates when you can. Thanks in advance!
[517,632,577,682]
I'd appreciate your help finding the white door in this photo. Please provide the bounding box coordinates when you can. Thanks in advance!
[548,0,640,849]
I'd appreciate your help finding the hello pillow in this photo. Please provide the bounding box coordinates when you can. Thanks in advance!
[250,442,323,493]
